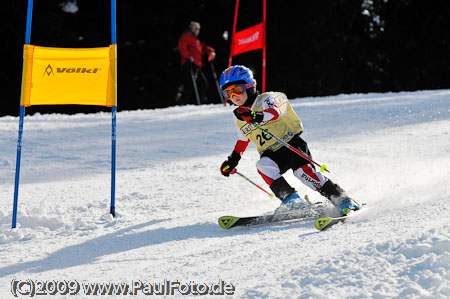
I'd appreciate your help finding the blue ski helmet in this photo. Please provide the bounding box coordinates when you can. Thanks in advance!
[219,65,257,91]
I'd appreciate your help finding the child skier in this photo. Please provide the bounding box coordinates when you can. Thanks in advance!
[219,65,359,215]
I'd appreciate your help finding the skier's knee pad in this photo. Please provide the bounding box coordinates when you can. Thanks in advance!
[293,164,327,191]
[256,157,281,185]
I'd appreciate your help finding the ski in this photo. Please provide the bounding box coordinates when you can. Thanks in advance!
[314,215,348,231]
[315,206,364,231]
[218,215,272,229]
[218,203,324,229]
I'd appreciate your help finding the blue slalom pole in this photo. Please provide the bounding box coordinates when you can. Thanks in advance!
[111,0,117,44]
[110,0,117,217]
[12,1,33,228]
[12,107,25,228]
[12,0,34,228]
[25,0,33,44]
[110,107,116,217]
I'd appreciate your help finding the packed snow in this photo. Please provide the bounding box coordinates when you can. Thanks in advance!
[0,89,449,298]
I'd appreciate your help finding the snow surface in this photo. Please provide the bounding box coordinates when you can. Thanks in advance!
[0,89,449,298]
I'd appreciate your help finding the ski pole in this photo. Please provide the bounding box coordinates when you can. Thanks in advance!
[304,194,312,205]
[190,65,201,105]
[210,61,225,104]
[223,166,274,198]
[253,123,330,173]
[235,171,274,198]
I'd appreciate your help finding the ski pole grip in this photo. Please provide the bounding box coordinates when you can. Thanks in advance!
[222,165,237,174]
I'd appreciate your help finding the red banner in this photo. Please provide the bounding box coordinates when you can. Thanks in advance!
[230,22,265,57]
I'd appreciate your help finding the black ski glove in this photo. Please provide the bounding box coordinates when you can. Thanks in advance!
[233,107,264,124]
[220,151,241,177]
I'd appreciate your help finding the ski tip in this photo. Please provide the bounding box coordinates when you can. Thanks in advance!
[218,216,240,229]
[315,217,334,231]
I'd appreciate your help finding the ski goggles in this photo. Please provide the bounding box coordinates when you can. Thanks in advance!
[222,84,246,99]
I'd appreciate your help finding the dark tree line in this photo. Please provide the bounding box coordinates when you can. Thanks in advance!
[1,0,450,116]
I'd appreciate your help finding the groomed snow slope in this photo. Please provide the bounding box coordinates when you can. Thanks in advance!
[0,90,449,298]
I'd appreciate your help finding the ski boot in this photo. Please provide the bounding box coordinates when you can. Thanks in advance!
[281,192,308,209]
[318,180,360,216]
[339,199,360,216]
[273,192,309,219]
[270,177,308,216]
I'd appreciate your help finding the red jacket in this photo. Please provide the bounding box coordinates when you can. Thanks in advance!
[177,31,214,68]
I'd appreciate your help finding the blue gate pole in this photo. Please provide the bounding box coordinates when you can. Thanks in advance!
[12,0,34,228]
[12,107,26,228]
[110,106,116,217]
[110,0,117,217]
[111,0,117,45]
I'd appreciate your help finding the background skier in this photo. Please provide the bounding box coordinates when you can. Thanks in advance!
[176,21,216,105]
